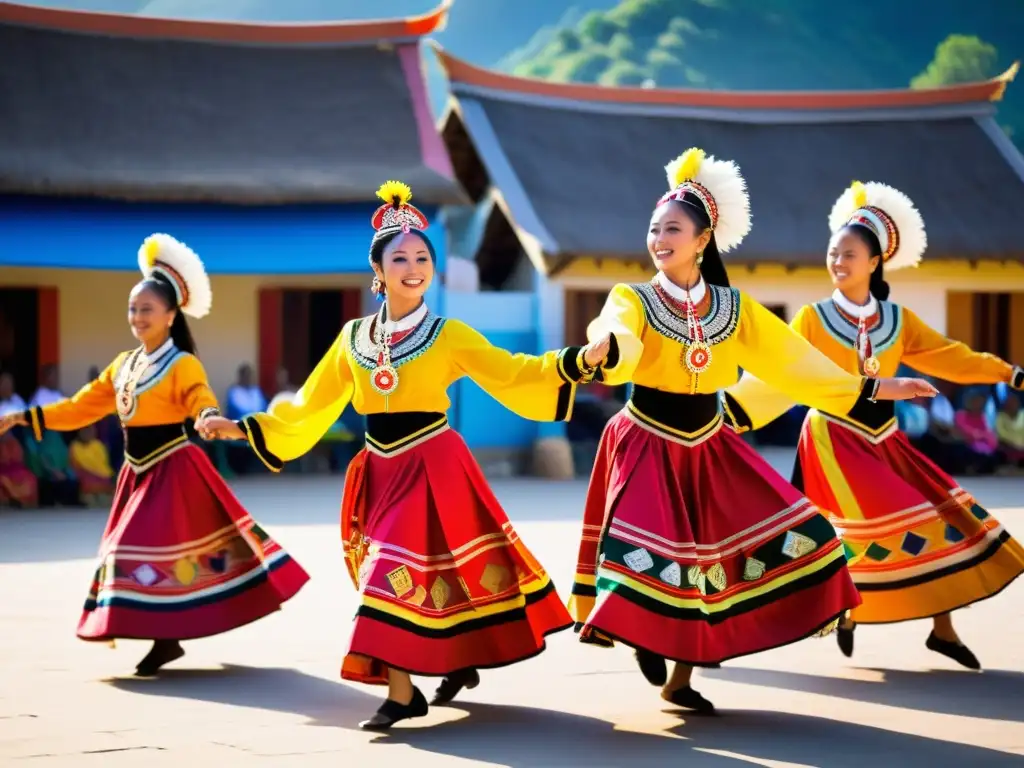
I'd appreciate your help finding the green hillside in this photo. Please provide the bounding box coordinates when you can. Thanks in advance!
[512,0,1023,146]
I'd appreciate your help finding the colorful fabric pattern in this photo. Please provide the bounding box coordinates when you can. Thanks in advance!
[570,410,861,665]
[77,443,309,641]
[798,411,1024,624]
[340,428,572,684]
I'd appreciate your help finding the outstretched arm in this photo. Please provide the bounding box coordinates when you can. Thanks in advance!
[200,324,355,470]
[447,320,599,422]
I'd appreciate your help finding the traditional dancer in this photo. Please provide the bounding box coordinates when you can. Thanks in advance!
[568,149,936,714]
[0,235,309,676]
[726,181,1024,669]
[198,181,607,730]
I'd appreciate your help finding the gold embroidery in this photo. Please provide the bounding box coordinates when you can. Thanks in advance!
[404,585,428,607]
[430,577,452,609]
[480,563,510,595]
[743,557,766,581]
[386,565,415,598]
[706,562,727,591]
[173,558,198,586]
[457,576,473,600]
[687,565,707,596]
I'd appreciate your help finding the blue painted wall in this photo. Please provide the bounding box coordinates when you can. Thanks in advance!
[444,291,544,450]
[0,195,445,275]
[449,330,540,449]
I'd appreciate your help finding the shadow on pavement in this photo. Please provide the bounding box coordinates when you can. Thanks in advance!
[386,701,1022,767]
[107,665,380,728]
[704,665,1024,723]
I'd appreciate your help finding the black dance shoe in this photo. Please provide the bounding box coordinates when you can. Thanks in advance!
[431,668,480,705]
[134,640,185,677]
[926,631,981,670]
[663,686,716,715]
[836,621,856,658]
[634,648,668,686]
[359,687,429,730]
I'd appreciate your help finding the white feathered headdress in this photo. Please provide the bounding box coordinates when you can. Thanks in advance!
[829,181,927,272]
[659,147,751,253]
[137,234,213,319]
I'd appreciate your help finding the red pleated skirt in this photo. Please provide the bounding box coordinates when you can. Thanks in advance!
[339,428,572,685]
[570,408,861,666]
[77,443,309,641]
[797,411,1024,624]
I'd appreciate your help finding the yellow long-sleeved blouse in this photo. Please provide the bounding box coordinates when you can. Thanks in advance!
[24,338,219,471]
[239,310,588,470]
[590,282,872,415]
[727,295,1022,430]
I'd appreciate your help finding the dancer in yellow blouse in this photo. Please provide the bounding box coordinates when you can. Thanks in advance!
[0,235,308,676]
[199,181,608,730]
[569,148,936,714]
[727,181,1024,668]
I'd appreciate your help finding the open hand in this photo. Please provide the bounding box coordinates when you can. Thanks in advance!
[195,415,245,441]
[584,333,612,368]
[875,377,939,401]
[0,412,27,437]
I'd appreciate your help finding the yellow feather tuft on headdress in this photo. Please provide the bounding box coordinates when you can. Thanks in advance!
[668,148,705,188]
[142,235,161,268]
[851,180,867,209]
[376,180,413,209]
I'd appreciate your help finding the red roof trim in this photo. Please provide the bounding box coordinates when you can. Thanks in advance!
[0,0,451,44]
[433,43,1018,111]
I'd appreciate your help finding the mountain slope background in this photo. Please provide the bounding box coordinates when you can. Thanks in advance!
[19,0,1024,146]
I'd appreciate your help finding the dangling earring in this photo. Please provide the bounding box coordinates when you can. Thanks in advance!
[696,250,704,267]
[370,275,385,302]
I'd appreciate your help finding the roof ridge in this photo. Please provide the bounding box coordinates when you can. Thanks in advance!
[0,0,452,45]
[431,42,1017,112]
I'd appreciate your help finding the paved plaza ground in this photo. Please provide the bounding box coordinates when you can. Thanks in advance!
[1,449,1021,766]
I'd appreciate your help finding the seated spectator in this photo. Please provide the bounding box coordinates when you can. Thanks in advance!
[69,425,115,507]
[29,364,64,407]
[0,432,38,508]
[25,430,82,507]
[954,391,1000,475]
[224,364,268,475]
[87,365,125,472]
[995,394,1024,470]
[0,372,27,417]
[896,396,930,447]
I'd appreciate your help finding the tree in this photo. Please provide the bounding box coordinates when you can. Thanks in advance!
[579,11,620,45]
[554,28,583,54]
[562,50,616,83]
[599,60,649,87]
[608,31,641,63]
[646,49,687,86]
[911,34,998,88]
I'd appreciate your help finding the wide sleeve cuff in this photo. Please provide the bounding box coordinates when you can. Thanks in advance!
[238,415,284,473]
[23,407,45,441]
[593,334,621,383]
[556,346,599,384]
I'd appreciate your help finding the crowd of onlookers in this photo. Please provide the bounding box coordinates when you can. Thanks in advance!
[2,361,1022,509]
[0,363,365,509]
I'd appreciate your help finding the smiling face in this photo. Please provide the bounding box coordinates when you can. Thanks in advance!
[372,232,434,304]
[827,226,880,293]
[128,283,175,347]
[647,201,711,278]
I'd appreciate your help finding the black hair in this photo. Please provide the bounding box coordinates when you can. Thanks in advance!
[368,227,437,299]
[134,275,198,356]
[842,223,890,301]
[666,198,731,287]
